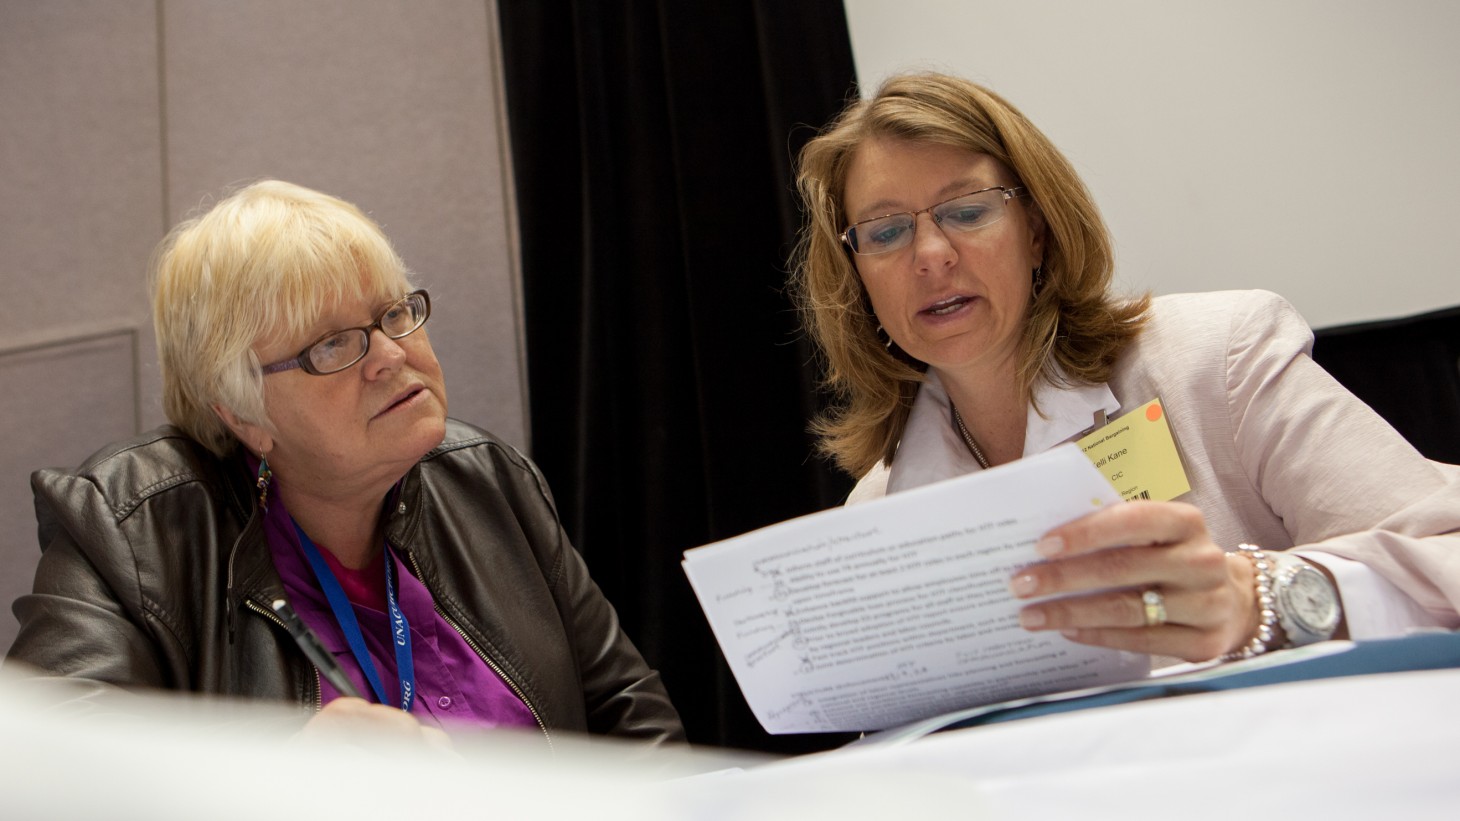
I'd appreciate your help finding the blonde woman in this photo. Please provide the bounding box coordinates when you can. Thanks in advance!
[9,180,682,745]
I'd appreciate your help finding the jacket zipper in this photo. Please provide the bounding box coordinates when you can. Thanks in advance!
[404,550,553,749]
[244,598,323,712]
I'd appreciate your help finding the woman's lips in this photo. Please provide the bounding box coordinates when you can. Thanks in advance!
[375,386,425,418]
[921,295,975,317]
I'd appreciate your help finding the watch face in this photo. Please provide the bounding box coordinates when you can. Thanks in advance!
[1282,566,1341,635]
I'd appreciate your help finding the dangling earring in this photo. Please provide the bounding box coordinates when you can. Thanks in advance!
[875,324,894,350]
[1032,264,1046,296]
[255,455,272,511]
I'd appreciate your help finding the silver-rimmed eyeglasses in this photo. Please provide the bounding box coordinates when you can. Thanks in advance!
[840,186,1026,256]
[261,290,431,376]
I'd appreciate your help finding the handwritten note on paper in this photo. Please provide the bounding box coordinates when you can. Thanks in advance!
[682,444,1150,734]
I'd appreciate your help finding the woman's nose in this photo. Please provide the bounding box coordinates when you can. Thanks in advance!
[360,328,407,378]
[910,211,957,272]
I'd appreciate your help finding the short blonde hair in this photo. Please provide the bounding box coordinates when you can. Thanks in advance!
[790,72,1149,477]
[150,180,415,457]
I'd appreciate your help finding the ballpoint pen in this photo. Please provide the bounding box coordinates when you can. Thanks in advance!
[271,598,365,699]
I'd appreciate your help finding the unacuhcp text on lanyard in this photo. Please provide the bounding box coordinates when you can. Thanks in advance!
[294,521,416,711]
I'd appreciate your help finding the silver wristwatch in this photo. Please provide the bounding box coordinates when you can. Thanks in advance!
[1269,552,1341,647]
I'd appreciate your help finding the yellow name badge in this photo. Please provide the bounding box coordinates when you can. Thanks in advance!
[1075,398,1191,502]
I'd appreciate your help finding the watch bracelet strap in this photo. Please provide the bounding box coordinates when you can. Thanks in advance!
[1221,544,1281,661]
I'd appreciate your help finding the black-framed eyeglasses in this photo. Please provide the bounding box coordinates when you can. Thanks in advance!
[261,290,431,376]
[840,186,1026,256]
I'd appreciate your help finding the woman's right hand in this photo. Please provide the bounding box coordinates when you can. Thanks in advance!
[1009,500,1260,662]
[295,697,454,751]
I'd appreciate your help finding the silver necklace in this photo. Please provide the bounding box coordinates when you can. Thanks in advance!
[951,407,991,470]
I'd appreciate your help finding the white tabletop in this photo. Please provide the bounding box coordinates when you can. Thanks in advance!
[3,666,1456,819]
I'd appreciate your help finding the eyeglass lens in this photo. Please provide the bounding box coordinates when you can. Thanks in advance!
[307,291,429,374]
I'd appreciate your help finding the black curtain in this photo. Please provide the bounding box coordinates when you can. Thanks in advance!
[497,2,858,752]
[1313,305,1460,465]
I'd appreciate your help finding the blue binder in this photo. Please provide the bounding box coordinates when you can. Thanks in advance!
[949,632,1460,730]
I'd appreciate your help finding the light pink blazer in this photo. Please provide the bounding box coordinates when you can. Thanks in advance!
[852,290,1460,628]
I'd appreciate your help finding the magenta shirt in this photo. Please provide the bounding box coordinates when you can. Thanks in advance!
[259,480,538,732]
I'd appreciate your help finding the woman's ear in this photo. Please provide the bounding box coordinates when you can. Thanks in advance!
[1025,201,1048,267]
[213,404,271,455]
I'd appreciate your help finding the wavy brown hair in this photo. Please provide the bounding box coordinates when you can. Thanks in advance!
[790,73,1150,478]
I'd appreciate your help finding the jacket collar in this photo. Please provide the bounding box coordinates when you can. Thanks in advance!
[226,455,429,602]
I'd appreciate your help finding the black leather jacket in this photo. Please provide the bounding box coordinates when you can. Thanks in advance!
[6,420,683,745]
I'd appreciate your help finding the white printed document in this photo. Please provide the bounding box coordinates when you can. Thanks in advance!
[682,444,1150,734]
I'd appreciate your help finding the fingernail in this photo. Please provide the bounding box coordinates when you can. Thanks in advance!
[1018,609,1046,629]
[1035,536,1065,557]
[1010,573,1038,597]
[1060,629,1079,640]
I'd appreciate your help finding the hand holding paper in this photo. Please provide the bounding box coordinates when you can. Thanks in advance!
[1013,493,1262,662]
[682,444,1151,734]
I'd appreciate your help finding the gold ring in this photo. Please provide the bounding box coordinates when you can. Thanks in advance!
[1142,588,1167,627]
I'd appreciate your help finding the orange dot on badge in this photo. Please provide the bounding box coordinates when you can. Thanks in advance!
[1146,402,1163,422]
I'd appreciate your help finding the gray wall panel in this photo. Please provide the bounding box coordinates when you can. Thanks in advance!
[0,0,162,345]
[163,0,525,447]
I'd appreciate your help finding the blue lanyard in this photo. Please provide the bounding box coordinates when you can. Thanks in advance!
[293,521,415,712]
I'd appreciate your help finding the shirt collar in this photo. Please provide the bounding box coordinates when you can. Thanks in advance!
[886,368,1120,494]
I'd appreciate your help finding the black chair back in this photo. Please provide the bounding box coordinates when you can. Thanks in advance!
[1312,305,1460,465]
